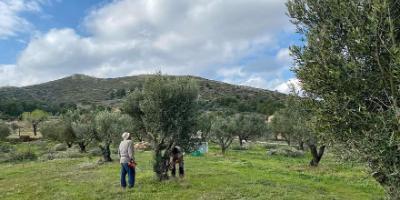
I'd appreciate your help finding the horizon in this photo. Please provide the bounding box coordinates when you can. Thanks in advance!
[0,0,301,93]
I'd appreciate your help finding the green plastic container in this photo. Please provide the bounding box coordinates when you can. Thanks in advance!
[191,150,204,157]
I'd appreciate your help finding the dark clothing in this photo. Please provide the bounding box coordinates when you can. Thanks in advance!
[171,159,184,177]
[170,146,184,177]
[121,163,135,188]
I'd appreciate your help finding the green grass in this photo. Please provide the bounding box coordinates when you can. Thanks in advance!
[0,143,385,200]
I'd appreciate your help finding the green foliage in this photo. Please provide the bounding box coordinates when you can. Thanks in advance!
[7,150,37,162]
[40,121,64,141]
[94,111,131,145]
[287,0,400,197]
[211,95,284,115]
[122,74,199,180]
[270,90,312,146]
[0,74,285,118]
[0,121,10,140]
[109,88,127,99]
[22,109,49,136]
[210,114,236,154]
[232,112,268,146]
[196,112,213,142]
[270,88,325,166]
[64,109,97,152]
[94,110,132,161]
[0,142,14,153]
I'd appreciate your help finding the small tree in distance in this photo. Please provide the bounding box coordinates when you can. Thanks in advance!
[197,112,212,142]
[95,110,132,162]
[22,109,49,136]
[210,115,235,155]
[233,113,267,147]
[65,110,97,152]
[0,120,10,140]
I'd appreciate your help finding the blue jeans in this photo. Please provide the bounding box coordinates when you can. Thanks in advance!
[121,163,135,188]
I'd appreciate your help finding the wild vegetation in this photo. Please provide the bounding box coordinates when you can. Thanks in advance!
[288,0,400,198]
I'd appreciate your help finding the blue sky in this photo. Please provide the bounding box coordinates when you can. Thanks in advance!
[0,0,301,92]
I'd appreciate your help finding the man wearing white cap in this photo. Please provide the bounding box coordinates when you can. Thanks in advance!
[118,132,135,188]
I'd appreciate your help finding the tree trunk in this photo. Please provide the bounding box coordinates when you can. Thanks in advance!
[153,148,169,181]
[18,128,21,136]
[66,142,73,148]
[298,141,304,151]
[309,144,325,167]
[33,124,37,136]
[221,146,226,155]
[99,143,112,162]
[239,136,244,147]
[78,142,86,153]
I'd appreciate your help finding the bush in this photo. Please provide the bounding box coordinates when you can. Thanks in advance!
[8,150,38,162]
[39,148,85,161]
[40,121,63,141]
[0,142,14,153]
[232,145,250,151]
[0,121,10,140]
[267,146,305,158]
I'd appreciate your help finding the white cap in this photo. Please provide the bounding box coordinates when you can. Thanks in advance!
[122,132,130,140]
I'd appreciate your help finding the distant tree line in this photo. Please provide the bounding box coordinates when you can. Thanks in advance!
[0,99,77,120]
[199,95,284,116]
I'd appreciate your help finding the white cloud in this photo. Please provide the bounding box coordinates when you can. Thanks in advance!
[276,48,291,66]
[1,0,294,87]
[274,78,301,94]
[0,0,45,39]
[217,67,246,78]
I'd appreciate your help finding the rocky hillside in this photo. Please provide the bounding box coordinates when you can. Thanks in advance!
[0,74,286,115]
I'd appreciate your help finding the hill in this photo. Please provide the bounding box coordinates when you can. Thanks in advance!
[0,74,285,117]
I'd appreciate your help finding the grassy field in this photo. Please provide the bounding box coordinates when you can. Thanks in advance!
[0,142,385,200]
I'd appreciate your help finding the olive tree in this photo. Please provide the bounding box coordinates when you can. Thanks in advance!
[10,122,19,135]
[122,74,199,181]
[41,119,75,147]
[22,109,49,136]
[271,89,325,166]
[287,0,400,197]
[196,112,213,142]
[0,120,10,140]
[233,113,267,147]
[94,111,132,162]
[66,110,97,152]
[210,115,235,155]
[270,108,295,146]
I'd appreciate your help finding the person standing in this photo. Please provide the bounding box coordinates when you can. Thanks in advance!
[118,132,135,189]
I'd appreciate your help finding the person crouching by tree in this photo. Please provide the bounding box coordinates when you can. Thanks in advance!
[118,132,136,189]
[170,146,184,178]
